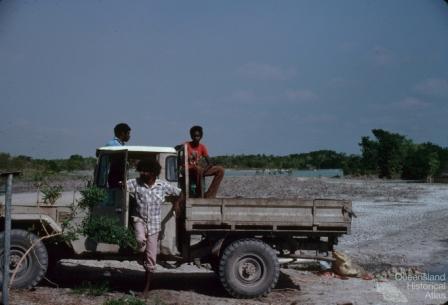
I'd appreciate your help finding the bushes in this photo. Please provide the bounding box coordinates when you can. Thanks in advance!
[41,184,63,205]
[0,153,96,173]
[212,150,359,174]
[360,129,448,179]
[3,128,447,180]
[78,185,108,209]
[82,215,137,249]
[78,185,137,249]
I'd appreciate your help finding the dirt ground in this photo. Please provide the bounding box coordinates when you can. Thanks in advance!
[8,265,447,305]
[4,176,448,305]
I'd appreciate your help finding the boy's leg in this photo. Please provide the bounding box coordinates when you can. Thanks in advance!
[203,165,224,198]
[142,232,159,296]
[142,271,152,298]
[189,166,204,196]
[143,232,159,271]
[132,218,147,253]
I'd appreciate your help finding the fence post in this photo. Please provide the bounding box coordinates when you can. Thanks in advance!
[1,172,21,305]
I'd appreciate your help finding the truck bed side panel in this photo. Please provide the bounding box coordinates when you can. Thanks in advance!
[185,198,351,234]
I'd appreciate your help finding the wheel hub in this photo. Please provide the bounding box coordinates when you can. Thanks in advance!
[10,254,22,269]
[237,257,263,283]
[241,262,257,278]
[6,249,28,276]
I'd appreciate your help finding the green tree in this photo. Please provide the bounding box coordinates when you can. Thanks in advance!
[359,136,379,174]
[66,154,84,171]
[371,129,412,178]
[10,155,32,170]
[402,143,441,179]
[0,153,10,169]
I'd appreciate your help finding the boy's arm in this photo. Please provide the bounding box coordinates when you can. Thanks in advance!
[172,192,185,217]
[201,144,212,167]
[126,179,135,194]
[163,182,184,217]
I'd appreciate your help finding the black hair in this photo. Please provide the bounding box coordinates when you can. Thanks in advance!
[136,159,161,176]
[190,125,203,138]
[114,123,131,137]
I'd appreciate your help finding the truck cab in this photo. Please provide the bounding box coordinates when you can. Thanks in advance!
[88,146,179,256]
[93,146,177,228]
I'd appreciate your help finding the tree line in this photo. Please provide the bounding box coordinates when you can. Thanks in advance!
[212,150,361,175]
[0,153,96,174]
[358,129,448,179]
[1,129,447,180]
[212,129,448,180]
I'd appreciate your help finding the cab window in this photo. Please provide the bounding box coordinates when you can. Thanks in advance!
[96,155,110,187]
[96,154,125,188]
[165,155,177,182]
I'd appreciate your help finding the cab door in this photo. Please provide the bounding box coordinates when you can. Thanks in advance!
[93,149,129,228]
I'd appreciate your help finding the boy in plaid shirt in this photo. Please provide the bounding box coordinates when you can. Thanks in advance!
[127,159,183,296]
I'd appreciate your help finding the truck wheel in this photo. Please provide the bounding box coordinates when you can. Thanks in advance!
[218,238,279,298]
[0,229,48,288]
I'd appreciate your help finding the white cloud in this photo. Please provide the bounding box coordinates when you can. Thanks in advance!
[285,89,318,103]
[415,78,448,97]
[237,62,296,80]
[395,97,430,109]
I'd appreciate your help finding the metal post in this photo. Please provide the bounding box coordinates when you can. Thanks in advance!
[1,172,20,305]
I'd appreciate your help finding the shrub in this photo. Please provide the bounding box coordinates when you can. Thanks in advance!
[41,184,63,205]
[79,185,107,209]
[82,215,137,249]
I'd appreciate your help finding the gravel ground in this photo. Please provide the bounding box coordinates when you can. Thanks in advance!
[11,172,91,193]
[225,177,448,274]
[3,176,448,304]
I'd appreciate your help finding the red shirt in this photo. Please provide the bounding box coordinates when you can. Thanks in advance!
[186,142,209,168]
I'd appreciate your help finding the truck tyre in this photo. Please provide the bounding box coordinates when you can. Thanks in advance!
[218,238,279,298]
[0,229,48,288]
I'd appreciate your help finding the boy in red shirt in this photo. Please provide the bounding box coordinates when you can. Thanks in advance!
[186,125,224,198]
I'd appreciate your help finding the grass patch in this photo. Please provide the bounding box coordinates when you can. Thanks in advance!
[72,281,109,296]
[103,295,167,305]
[103,296,146,305]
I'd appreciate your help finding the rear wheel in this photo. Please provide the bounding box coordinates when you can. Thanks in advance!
[218,238,279,298]
[0,229,48,288]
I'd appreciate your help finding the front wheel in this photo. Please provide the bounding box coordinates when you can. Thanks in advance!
[0,229,48,288]
[218,238,279,298]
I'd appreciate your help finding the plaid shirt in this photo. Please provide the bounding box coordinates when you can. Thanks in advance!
[127,178,181,235]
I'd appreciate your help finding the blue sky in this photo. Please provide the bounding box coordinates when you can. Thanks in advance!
[1,0,448,158]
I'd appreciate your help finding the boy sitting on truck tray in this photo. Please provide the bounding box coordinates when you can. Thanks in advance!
[126,159,183,296]
[185,125,225,198]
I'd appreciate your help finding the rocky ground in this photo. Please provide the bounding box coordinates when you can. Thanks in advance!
[4,176,448,305]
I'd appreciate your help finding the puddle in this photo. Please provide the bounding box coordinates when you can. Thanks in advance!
[425,262,448,280]
[424,239,448,279]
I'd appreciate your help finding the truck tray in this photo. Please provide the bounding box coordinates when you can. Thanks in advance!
[185,197,352,234]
